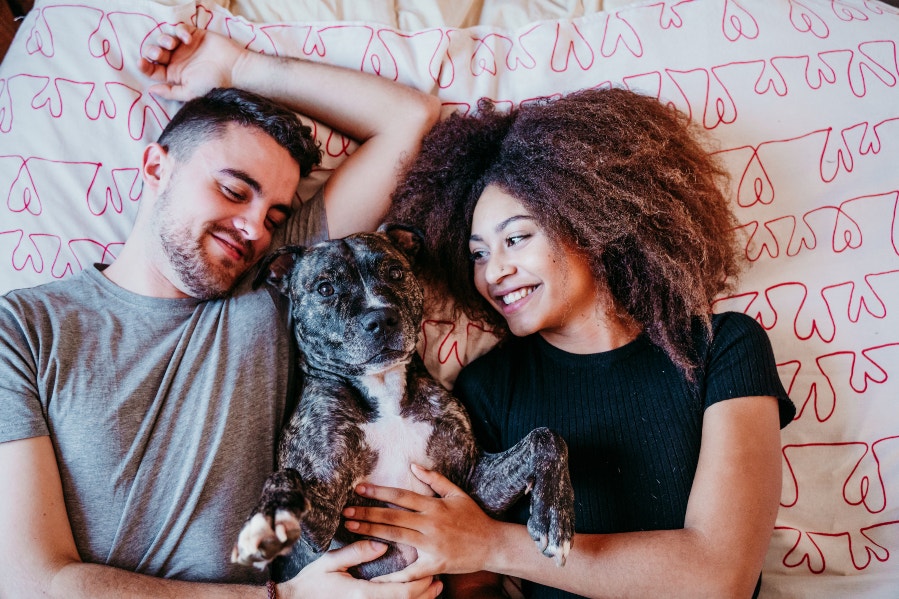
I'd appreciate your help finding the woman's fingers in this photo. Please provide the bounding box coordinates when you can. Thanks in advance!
[354,481,433,511]
[343,508,424,545]
[410,463,464,498]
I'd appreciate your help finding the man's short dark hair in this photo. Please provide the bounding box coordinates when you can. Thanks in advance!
[157,87,322,177]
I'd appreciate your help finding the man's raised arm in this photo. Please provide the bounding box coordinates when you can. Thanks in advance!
[140,25,442,238]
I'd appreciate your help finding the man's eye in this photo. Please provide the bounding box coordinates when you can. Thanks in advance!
[265,217,285,231]
[222,186,244,201]
[317,282,334,297]
[388,265,404,281]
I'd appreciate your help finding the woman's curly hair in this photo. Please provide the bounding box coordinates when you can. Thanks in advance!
[387,87,742,378]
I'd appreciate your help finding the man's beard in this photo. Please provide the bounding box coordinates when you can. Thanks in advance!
[154,190,253,300]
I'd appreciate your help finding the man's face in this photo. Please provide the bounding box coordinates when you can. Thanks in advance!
[151,123,301,299]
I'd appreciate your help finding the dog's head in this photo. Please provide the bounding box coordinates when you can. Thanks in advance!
[255,224,425,377]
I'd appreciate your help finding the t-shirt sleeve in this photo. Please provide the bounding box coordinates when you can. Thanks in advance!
[454,356,505,454]
[0,298,49,443]
[274,187,330,248]
[703,312,796,428]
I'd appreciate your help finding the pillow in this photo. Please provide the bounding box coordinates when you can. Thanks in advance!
[2,2,898,596]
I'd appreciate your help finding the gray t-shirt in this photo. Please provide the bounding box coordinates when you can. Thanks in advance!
[0,189,328,583]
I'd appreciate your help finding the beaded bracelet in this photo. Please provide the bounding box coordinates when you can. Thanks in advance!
[266,579,277,599]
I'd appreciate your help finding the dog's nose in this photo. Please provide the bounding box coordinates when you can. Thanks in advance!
[361,307,401,337]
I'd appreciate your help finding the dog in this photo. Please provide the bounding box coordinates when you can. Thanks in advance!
[231,224,575,581]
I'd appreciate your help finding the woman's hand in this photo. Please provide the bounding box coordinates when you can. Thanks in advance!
[138,25,246,101]
[284,539,443,599]
[343,464,502,582]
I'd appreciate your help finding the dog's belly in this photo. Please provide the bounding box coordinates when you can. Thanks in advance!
[357,414,435,568]
[358,414,435,495]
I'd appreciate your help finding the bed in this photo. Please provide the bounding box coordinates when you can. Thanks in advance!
[1,0,898,596]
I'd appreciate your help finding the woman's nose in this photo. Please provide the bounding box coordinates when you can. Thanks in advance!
[484,254,513,283]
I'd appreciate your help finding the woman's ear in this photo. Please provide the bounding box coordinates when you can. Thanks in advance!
[141,142,169,190]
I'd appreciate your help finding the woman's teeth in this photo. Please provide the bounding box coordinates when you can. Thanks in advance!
[502,287,534,305]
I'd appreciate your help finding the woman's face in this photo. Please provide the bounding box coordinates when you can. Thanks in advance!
[468,185,601,344]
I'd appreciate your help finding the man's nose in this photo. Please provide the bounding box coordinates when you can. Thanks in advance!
[234,210,265,240]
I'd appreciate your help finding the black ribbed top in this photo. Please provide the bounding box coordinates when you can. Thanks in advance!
[456,312,795,599]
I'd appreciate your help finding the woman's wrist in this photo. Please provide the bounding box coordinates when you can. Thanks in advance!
[480,519,525,576]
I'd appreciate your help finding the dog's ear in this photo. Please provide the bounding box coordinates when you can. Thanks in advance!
[253,245,306,294]
[378,223,424,264]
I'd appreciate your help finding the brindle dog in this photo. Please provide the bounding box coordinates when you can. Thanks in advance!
[232,224,574,581]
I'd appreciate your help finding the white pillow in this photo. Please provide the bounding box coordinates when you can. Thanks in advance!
[2,2,898,597]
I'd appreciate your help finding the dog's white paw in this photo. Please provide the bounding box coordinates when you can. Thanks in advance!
[544,538,571,567]
[231,511,302,568]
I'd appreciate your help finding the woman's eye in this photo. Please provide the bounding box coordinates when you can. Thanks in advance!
[507,234,529,247]
[388,265,404,281]
[469,249,487,263]
[317,282,334,297]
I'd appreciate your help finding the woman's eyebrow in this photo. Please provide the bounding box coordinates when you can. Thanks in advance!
[496,215,533,231]
[469,215,533,242]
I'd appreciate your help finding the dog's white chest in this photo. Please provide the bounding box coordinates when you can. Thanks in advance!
[360,414,435,495]
[357,369,435,496]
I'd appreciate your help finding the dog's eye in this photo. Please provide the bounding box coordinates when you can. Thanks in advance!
[317,282,335,297]
[388,265,404,281]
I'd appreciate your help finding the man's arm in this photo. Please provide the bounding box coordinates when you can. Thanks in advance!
[0,436,443,599]
[0,436,259,598]
[140,25,442,238]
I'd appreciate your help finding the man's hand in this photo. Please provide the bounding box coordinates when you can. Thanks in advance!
[284,540,443,599]
[139,25,245,101]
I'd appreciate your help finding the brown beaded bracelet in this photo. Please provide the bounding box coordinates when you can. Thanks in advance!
[266,579,277,599]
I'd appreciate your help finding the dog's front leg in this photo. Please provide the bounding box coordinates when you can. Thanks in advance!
[468,427,575,566]
[231,468,309,568]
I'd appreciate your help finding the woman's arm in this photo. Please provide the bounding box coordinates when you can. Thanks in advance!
[345,394,783,598]
[140,25,441,238]
[0,436,442,599]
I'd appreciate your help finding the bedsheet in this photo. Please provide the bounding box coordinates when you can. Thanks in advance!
[1,1,898,596]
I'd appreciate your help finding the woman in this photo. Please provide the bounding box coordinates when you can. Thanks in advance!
[342,88,795,598]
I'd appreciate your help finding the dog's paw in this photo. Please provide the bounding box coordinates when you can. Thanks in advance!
[526,495,574,567]
[231,510,302,568]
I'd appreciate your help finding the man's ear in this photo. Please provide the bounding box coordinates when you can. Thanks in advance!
[253,245,306,295]
[378,223,424,265]
[141,142,169,191]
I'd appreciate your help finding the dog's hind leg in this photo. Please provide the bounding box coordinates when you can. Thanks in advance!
[468,427,575,566]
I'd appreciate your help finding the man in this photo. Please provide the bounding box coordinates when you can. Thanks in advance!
[0,25,442,599]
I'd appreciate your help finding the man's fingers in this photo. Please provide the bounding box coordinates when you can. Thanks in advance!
[148,83,197,103]
[371,577,443,599]
[317,539,389,571]
[421,579,445,599]
[171,22,194,44]
[142,45,172,66]
[372,561,432,584]
[138,57,159,78]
